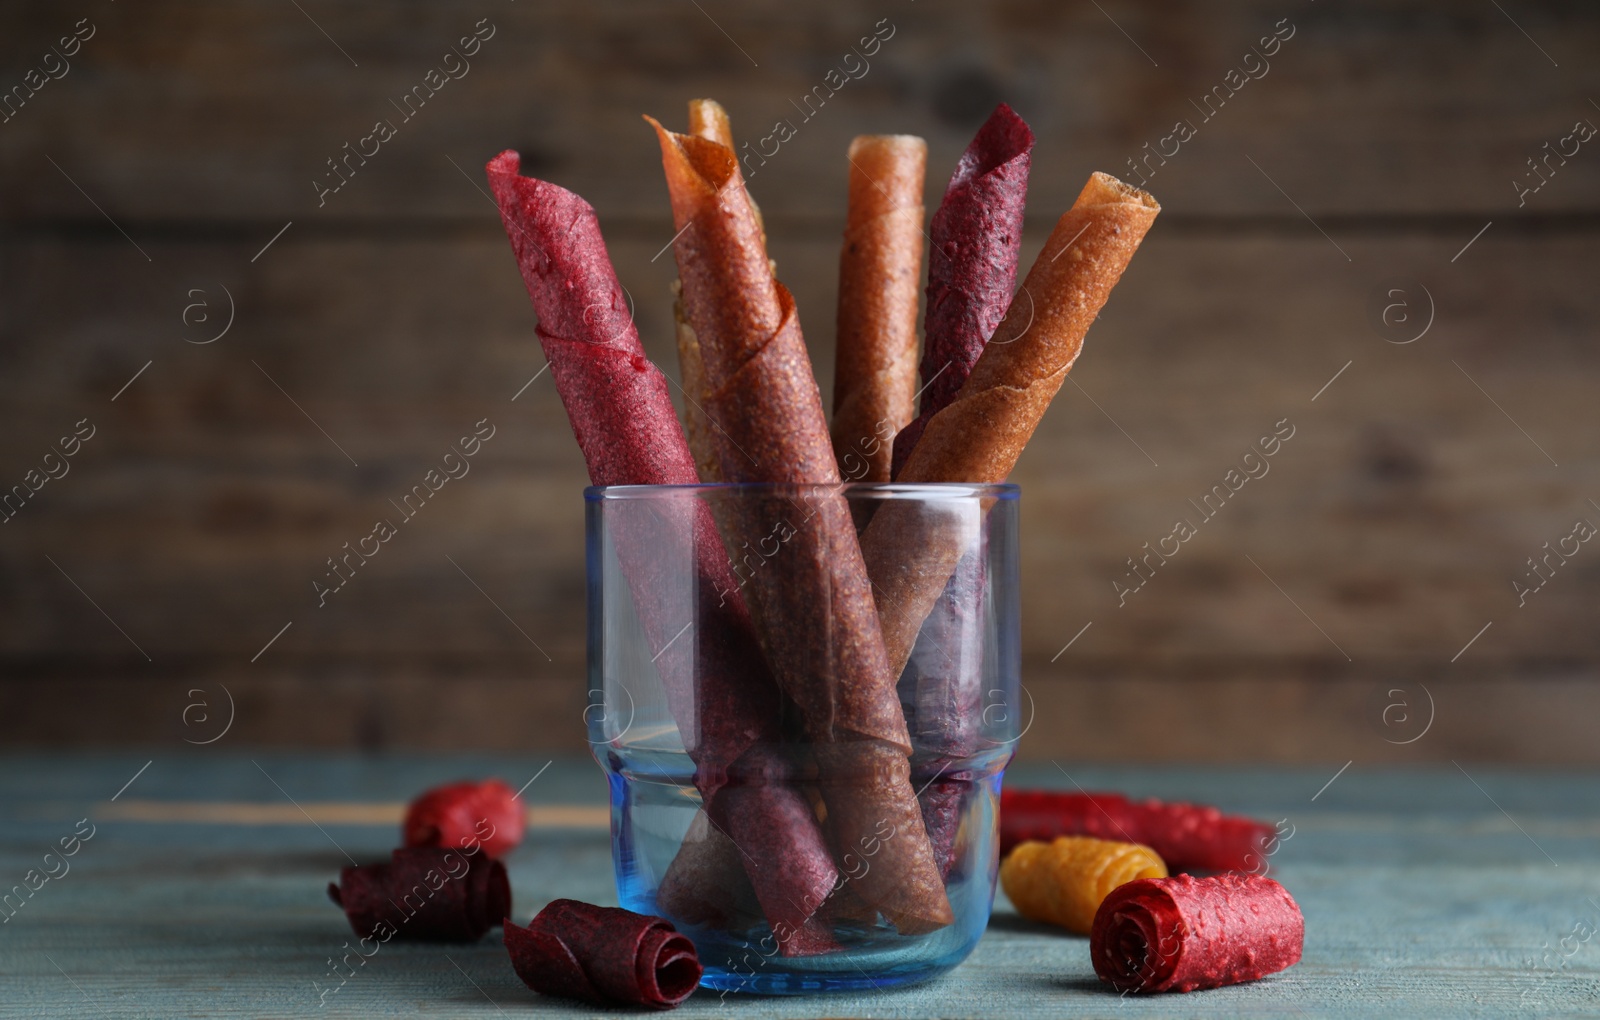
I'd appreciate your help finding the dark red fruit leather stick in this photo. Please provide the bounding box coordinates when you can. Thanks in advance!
[486,152,837,941]
[891,103,1034,478]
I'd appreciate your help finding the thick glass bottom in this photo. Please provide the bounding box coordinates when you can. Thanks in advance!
[616,892,989,995]
[607,758,1006,996]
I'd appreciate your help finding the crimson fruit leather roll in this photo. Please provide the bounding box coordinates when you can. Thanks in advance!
[486,151,837,942]
[891,103,1033,478]
[648,119,952,933]
[505,899,702,1008]
[327,847,509,943]
[900,543,988,878]
[1091,874,1304,993]
[863,172,1160,686]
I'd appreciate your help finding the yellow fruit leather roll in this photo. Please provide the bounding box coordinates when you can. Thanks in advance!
[1001,835,1167,935]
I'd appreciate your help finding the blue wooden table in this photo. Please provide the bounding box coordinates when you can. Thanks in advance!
[2,754,1596,1017]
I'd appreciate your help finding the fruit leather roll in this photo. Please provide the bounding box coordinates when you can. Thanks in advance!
[1000,789,1277,874]
[672,98,748,483]
[878,107,1031,870]
[648,119,952,934]
[1002,835,1168,935]
[891,103,1033,479]
[863,173,1160,683]
[1091,874,1304,993]
[656,809,762,931]
[486,152,837,938]
[831,134,926,483]
[505,899,703,1008]
[328,847,510,943]
[670,280,720,483]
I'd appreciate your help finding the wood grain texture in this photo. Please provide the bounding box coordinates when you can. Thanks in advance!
[1,755,1596,1016]
[0,0,1597,760]
[3,1,1599,221]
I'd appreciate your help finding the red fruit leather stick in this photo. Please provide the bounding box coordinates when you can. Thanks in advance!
[891,103,1033,478]
[1000,789,1276,874]
[486,152,837,940]
[886,104,1031,870]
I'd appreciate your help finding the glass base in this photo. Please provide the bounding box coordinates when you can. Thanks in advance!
[698,956,970,995]
[617,902,985,995]
[610,763,1001,996]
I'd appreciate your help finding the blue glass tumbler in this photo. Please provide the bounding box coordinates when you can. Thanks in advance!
[585,482,1021,994]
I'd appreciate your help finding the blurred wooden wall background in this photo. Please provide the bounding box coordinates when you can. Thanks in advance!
[1,0,1596,763]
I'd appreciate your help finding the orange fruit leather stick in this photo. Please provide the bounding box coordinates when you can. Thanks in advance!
[831,134,926,483]
[863,173,1161,681]
[647,116,953,933]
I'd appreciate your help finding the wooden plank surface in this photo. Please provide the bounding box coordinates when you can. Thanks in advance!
[1,228,1595,760]
[3,1,1599,220]
[1,0,1598,759]
[1,754,1596,1018]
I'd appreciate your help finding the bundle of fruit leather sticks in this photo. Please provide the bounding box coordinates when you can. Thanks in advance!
[486,100,1158,950]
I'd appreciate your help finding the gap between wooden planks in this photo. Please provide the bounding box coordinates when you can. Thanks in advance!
[95,800,607,827]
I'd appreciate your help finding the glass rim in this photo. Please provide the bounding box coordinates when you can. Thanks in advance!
[585,481,1019,502]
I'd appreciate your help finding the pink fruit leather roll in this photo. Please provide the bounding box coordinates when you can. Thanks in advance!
[1091,874,1304,994]
[487,151,838,943]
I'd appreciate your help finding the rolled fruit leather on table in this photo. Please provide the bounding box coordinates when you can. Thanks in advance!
[1090,874,1304,993]
[485,152,838,949]
[504,898,704,1009]
[648,117,953,934]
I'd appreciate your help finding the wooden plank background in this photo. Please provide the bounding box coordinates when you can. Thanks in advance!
[1,0,1596,762]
